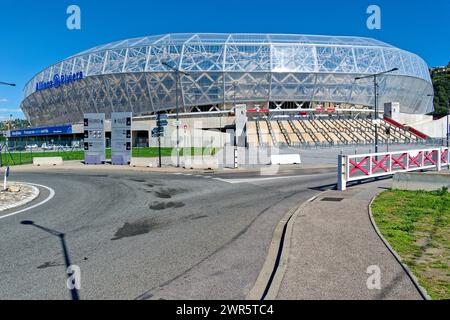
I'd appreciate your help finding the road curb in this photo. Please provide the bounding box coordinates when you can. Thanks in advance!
[368,196,431,300]
[246,193,323,300]
[0,184,40,212]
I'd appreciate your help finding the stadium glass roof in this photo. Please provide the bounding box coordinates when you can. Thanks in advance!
[21,33,434,127]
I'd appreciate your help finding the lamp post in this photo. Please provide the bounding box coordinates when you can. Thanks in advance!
[0,82,16,87]
[355,68,399,154]
[161,62,190,168]
[232,81,238,109]
[0,82,16,149]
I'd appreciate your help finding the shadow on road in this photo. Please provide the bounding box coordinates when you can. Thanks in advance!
[20,220,80,301]
[310,176,393,192]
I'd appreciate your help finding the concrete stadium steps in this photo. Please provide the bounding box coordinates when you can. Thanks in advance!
[246,121,259,147]
[258,120,273,146]
[287,120,305,144]
[270,121,287,145]
[284,121,301,145]
[246,118,424,147]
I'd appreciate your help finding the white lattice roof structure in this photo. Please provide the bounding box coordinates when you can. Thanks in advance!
[21,33,434,127]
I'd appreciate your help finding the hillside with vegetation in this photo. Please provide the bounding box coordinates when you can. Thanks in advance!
[0,118,30,131]
[431,62,450,117]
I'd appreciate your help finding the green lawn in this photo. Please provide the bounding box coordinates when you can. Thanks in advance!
[0,147,218,167]
[371,189,450,300]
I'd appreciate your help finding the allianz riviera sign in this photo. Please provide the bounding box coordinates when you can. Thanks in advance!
[35,71,84,92]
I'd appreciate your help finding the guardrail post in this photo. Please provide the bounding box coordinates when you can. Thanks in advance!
[437,148,442,172]
[440,147,449,170]
[338,154,348,191]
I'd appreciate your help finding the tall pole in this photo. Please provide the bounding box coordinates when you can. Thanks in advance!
[0,82,16,87]
[374,75,379,154]
[176,72,180,168]
[157,113,162,168]
[355,68,398,155]
[233,82,237,147]
[162,62,189,168]
[1,82,16,150]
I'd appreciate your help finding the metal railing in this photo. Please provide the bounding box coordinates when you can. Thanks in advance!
[338,147,450,191]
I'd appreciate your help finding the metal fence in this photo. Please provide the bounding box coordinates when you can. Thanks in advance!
[0,138,175,167]
[338,147,450,191]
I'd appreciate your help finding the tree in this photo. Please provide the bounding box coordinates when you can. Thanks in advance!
[430,67,450,117]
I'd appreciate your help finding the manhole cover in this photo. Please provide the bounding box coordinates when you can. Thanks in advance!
[321,197,344,202]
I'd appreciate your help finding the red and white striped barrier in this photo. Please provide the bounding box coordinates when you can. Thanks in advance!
[338,147,450,191]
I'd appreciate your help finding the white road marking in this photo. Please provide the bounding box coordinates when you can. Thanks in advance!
[0,183,55,220]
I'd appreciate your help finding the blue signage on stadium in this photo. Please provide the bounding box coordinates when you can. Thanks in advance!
[10,125,73,137]
[36,72,83,92]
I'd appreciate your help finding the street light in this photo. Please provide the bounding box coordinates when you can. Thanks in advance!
[232,81,238,109]
[0,82,16,149]
[355,68,399,154]
[161,61,190,168]
[0,82,16,87]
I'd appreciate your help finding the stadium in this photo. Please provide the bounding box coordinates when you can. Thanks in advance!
[17,33,438,148]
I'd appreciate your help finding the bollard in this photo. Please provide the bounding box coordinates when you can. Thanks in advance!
[338,154,348,191]
[3,166,10,191]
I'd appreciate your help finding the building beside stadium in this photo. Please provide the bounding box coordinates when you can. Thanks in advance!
[15,33,440,148]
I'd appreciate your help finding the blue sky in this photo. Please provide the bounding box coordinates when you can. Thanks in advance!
[0,0,449,121]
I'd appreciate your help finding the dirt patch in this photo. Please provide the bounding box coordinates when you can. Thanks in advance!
[37,261,64,269]
[149,201,185,211]
[153,187,186,199]
[112,219,160,241]
[191,215,208,220]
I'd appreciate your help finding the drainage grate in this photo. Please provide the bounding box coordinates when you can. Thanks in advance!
[321,197,344,202]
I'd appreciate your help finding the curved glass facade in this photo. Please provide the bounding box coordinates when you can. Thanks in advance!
[21,33,434,127]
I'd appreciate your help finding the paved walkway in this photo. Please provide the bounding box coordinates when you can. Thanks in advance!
[276,180,423,300]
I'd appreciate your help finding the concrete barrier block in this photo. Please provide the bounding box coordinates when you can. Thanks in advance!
[270,154,302,165]
[33,157,64,166]
[130,158,156,168]
[393,172,450,192]
[183,156,219,170]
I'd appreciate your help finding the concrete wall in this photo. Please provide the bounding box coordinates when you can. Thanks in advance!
[392,172,450,191]
[411,116,449,138]
[395,113,434,126]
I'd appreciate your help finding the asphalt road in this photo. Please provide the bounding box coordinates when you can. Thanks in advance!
[0,167,336,300]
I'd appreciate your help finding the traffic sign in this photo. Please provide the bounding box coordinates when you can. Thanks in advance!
[152,133,164,138]
[157,120,169,127]
[152,127,165,134]
[157,114,168,121]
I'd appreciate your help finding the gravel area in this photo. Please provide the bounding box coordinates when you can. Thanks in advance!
[0,183,40,212]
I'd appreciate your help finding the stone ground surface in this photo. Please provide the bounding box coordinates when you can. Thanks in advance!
[277,179,423,300]
[0,184,39,212]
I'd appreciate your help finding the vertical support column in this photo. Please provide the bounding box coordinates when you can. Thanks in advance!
[437,148,442,172]
[235,104,248,148]
[338,154,348,191]
[235,104,248,167]
[446,147,449,169]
